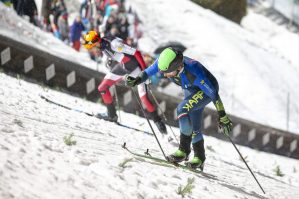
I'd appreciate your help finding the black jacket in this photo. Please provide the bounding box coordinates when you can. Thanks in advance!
[12,0,37,17]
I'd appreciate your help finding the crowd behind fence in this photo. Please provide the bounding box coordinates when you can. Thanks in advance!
[1,0,142,55]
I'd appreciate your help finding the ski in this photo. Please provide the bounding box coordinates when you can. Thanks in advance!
[121,142,202,174]
[40,95,151,135]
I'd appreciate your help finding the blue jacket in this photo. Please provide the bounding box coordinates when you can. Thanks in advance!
[145,56,219,102]
[69,20,85,42]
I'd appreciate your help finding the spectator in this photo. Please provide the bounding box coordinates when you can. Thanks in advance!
[80,0,88,18]
[104,15,116,35]
[100,0,118,15]
[104,2,118,18]
[57,12,69,43]
[51,0,67,26]
[40,0,52,31]
[117,14,129,40]
[12,0,38,25]
[126,37,136,48]
[49,14,61,39]
[106,25,120,37]
[69,16,85,51]
[95,13,104,29]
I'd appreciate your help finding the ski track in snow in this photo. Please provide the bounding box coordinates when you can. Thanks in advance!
[1,70,299,199]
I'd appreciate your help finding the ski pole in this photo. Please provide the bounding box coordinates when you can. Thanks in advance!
[147,85,179,144]
[226,134,266,194]
[113,86,121,123]
[131,88,167,160]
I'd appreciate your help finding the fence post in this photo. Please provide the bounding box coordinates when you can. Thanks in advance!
[286,92,290,132]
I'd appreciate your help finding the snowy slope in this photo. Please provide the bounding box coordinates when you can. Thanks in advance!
[1,68,299,198]
[127,0,299,134]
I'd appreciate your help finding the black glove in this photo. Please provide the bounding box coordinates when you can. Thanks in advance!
[125,75,142,87]
[218,114,233,136]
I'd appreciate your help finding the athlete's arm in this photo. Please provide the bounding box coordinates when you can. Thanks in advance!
[191,62,218,101]
[110,38,146,70]
[125,59,159,87]
[191,61,232,135]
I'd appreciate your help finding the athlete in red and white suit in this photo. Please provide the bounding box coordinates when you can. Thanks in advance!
[84,32,167,134]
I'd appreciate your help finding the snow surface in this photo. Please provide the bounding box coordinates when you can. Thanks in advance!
[1,67,299,198]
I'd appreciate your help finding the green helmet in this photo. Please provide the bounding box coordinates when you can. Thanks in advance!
[158,47,183,73]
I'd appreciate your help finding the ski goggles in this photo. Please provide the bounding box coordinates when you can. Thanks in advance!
[83,38,100,49]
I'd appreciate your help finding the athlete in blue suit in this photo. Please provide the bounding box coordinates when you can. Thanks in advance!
[125,47,232,170]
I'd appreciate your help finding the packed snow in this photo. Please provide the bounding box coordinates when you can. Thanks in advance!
[1,68,299,199]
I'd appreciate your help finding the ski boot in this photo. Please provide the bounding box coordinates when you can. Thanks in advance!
[185,139,206,171]
[167,149,189,163]
[148,111,167,134]
[96,103,118,122]
[154,120,167,134]
[185,157,204,171]
[166,134,192,163]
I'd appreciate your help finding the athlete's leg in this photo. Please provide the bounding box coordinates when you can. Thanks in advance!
[97,72,123,121]
[171,90,211,165]
[189,109,204,144]
[189,109,206,167]
[137,83,156,113]
[98,72,123,104]
[177,90,211,136]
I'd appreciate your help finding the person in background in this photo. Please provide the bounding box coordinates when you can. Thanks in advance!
[125,37,136,48]
[57,12,69,43]
[69,16,85,51]
[104,15,116,35]
[12,0,38,25]
[50,0,67,26]
[117,14,129,40]
[106,25,120,37]
[79,0,88,18]
[49,14,61,39]
[125,47,233,170]
[82,31,167,134]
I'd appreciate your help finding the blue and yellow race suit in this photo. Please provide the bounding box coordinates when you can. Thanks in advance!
[144,56,220,143]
